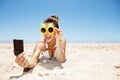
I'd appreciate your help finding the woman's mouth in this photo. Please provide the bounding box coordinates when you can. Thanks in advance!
[45,36,51,40]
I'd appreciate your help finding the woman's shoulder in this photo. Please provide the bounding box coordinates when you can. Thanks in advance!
[36,38,46,51]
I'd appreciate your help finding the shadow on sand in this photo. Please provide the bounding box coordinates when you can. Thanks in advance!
[38,56,64,70]
[9,68,33,80]
[9,56,64,79]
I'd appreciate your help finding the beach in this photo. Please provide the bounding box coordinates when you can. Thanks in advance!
[0,43,120,80]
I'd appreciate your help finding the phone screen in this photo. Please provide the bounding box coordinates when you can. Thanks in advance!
[13,39,24,56]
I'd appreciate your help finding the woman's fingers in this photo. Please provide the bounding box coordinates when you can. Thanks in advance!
[15,52,24,63]
[55,28,62,32]
[22,58,29,68]
[19,54,25,63]
[15,53,37,68]
[15,52,29,68]
[55,28,62,35]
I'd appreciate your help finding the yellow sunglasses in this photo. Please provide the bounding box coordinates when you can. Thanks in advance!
[40,23,55,34]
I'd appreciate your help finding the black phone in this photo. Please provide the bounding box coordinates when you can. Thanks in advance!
[13,39,24,56]
[13,39,31,72]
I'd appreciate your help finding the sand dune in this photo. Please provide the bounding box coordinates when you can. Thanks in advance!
[0,43,120,80]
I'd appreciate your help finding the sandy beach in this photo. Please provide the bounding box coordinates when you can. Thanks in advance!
[0,43,120,80]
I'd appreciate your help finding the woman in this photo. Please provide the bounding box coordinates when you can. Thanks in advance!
[15,15,66,68]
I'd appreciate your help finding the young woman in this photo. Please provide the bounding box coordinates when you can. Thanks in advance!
[15,15,66,68]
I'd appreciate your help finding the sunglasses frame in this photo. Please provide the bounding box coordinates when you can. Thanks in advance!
[40,23,55,35]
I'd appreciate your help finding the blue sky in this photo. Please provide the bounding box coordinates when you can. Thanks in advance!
[0,0,120,43]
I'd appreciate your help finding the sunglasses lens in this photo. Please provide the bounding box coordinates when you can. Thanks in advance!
[48,27,54,33]
[41,28,46,33]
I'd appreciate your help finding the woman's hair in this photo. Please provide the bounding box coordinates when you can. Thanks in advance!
[44,15,59,29]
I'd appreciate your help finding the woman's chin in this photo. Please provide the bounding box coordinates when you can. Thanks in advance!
[46,39,52,43]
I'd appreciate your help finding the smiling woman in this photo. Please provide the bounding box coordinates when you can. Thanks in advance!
[15,15,66,70]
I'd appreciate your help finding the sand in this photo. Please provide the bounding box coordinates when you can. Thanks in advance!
[0,43,120,80]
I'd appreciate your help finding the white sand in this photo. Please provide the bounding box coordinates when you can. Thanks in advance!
[0,43,120,80]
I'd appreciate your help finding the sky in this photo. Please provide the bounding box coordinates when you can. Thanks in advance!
[0,0,120,43]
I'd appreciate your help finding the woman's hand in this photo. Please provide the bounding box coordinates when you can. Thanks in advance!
[15,52,37,68]
[55,28,63,41]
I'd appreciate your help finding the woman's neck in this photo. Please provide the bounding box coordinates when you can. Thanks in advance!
[47,39,56,49]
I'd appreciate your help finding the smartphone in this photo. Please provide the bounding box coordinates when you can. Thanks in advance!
[13,39,24,56]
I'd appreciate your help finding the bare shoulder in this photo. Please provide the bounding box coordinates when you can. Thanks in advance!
[35,38,46,51]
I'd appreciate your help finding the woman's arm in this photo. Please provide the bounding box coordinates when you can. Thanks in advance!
[55,38,66,63]
[15,40,46,68]
[31,41,46,63]
[55,28,66,63]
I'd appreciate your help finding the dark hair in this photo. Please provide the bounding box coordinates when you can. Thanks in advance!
[44,15,59,29]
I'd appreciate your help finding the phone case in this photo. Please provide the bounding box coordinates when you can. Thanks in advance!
[13,39,24,56]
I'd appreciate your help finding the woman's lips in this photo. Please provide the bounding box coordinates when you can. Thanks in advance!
[46,36,51,40]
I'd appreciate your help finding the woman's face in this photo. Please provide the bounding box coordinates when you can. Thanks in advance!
[43,23,56,43]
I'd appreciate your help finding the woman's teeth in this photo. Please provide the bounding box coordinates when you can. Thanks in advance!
[46,36,51,40]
